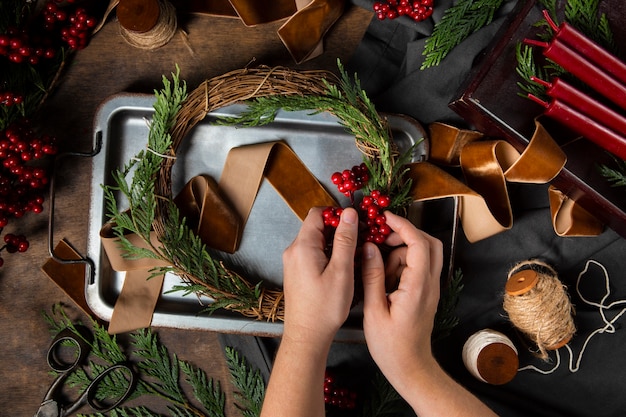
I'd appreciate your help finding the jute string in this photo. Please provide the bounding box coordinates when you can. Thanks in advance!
[503,260,576,360]
[119,0,177,50]
[520,259,626,375]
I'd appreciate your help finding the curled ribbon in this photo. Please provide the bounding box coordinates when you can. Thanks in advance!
[101,141,337,333]
[407,121,603,242]
[184,0,344,63]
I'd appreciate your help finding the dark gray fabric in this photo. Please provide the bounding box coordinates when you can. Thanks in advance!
[220,1,626,415]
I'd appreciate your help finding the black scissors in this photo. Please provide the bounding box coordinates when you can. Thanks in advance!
[35,327,136,417]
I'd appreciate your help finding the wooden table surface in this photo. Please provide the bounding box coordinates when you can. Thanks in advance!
[0,5,371,415]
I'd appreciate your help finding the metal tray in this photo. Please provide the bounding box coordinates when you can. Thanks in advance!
[87,93,428,341]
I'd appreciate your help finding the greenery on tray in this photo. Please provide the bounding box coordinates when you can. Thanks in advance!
[421,0,506,70]
[44,304,263,417]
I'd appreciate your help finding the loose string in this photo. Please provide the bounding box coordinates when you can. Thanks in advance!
[119,0,177,50]
[462,329,518,383]
[519,259,626,374]
[503,260,576,360]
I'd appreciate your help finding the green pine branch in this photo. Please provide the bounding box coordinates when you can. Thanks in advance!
[225,347,265,417]
[421,0,505,70]
[599,159,626,188]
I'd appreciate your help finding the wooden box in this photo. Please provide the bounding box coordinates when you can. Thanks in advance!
[449,0,626,238]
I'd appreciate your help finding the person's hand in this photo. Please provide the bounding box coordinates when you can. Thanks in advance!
[281,207,359,347]
[360,211,443,386]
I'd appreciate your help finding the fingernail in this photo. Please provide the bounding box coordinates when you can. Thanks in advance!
[363,243,376,259]
[342,208,358,225]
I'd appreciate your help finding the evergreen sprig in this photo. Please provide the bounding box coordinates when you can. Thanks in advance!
[421,0,505,70]
[599,159,626,188]
[225,347,265,417]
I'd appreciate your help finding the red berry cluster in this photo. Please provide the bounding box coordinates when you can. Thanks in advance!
[0,233,30,266]
[322,206,344,228]
[1,91,24,107]
[0,121,57,225]
[331,163,369,199]
[324,369,358,411]
[325,163,393,246]
[43,1,97,50]
[373,0,434,22]
[0,27,57,65]
[360,190,392,244]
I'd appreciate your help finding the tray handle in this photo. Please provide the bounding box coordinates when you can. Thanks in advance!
[47,131,103,284]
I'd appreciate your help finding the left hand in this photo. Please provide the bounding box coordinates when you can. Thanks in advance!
[282,207,359,346]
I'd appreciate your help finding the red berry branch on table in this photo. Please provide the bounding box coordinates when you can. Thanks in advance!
[373,0,434,22]
[0,0,99,265]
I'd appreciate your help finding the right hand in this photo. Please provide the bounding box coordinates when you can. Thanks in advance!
[360,211,443,384]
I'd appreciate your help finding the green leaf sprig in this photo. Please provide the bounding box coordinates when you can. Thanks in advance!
[421,0,505,70]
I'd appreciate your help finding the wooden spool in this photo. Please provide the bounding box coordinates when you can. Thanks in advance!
[475,341,519,385]
[117,0,161,33]
[505,268,572,350]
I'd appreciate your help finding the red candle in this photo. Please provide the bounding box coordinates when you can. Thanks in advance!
[529,94,626,160]
[542,39,626,112]
[543,10,626,87]
[532,76,626,136]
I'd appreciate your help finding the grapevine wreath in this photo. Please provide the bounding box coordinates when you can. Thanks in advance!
[104,63,423,322]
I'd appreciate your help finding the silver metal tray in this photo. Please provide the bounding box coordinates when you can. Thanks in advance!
[87,93,428,341]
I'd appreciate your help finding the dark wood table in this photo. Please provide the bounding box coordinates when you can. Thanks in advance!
[0,6,371,415]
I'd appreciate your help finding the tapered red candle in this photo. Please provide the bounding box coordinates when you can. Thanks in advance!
[529,94,626,160]
[532,76,626,136]
[540,39,626,111]
[543,10,626,87]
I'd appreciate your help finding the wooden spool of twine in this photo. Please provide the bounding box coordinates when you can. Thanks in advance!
[117,0,177,50]
[503,260,576,360]
[152,67,339,321]
[462,329,519,385]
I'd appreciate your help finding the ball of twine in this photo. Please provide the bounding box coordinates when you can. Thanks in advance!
[462,329,518,385]
[503,259,576,360]
[119,0,177,50]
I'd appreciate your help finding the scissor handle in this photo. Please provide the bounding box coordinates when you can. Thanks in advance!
[46,328,91,373]
[63,363,136,416]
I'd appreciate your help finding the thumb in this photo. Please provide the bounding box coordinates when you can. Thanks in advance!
[361,242,388,313]
[327,207,359,273]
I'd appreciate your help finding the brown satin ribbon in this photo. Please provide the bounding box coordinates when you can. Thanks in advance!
[183,0,344,63]
[101,141,336,333]
[408,121,603,242]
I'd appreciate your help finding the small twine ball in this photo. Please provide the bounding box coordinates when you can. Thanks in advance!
[503,260,576,360]
[462,329,519,385]
[117,0,178,50]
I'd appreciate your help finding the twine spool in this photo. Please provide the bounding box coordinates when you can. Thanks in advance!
[462,329,519,385]
[503,260,576,360]
[117,0,177,50]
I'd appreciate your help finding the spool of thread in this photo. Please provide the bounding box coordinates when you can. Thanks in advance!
[503,260,576,360]
[462,329,519,385]
[117,0,177,50]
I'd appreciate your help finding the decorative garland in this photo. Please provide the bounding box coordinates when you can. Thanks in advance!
[103,62,414,321]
